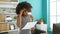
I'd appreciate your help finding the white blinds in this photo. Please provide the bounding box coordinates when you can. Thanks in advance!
[50,0,60,30]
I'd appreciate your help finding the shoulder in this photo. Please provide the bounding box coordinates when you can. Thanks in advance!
[30,15,33,19]
[28,15,33,19]
[28,15,33,21]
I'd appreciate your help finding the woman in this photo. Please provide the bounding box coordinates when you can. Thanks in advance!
[16,2,34,34]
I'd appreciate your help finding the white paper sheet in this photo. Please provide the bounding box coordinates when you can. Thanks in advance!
[22,22,37,30]
[36,24,47,31]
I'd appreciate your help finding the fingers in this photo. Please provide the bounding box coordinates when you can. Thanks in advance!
[20,9,26,15]
[31,27,35,30]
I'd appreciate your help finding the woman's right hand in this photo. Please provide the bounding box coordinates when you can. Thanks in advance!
[20,10,24,16]
[20,9,26,16]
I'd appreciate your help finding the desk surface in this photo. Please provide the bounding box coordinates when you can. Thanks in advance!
[0,28,19,33]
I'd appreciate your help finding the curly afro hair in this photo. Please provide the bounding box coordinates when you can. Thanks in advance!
[16,1,32,15]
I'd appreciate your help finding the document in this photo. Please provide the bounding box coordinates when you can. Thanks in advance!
[22,22,37,30]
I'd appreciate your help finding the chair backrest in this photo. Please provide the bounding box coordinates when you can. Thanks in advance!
[53,23,60,34]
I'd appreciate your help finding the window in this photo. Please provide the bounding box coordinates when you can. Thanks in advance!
[50,0,60,30]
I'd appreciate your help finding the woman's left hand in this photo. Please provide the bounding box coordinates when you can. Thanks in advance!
[31,27,35,30]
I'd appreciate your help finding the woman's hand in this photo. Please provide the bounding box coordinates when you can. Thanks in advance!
[20,10,24,16]
[20,9,26,16]
[31,27,35,30]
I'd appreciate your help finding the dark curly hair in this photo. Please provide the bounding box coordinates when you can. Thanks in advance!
[16,1,32,15]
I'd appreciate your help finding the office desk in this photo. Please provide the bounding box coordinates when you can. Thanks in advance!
[0,28,19,34]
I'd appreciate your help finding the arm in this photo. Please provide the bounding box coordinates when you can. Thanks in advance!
[16,15,22,27]
[16,10,24,27]
[30,15,35,30]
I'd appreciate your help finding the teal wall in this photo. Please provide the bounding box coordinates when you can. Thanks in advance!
[47,0,50,31]
[42,0,52,34]
[47,0,52,34]
[42,0,47,24]
[19,0,42,21]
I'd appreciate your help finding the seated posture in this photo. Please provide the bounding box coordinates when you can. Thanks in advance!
[16,2,33,34]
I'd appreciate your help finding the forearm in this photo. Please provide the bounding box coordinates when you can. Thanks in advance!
[19,15,22,27]
[17,15,22,27]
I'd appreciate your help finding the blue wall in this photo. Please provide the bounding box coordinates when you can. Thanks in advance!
[42,0,47,24]
[47,0,52,34]
[42,0,51,34]
[19,0,42,21]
